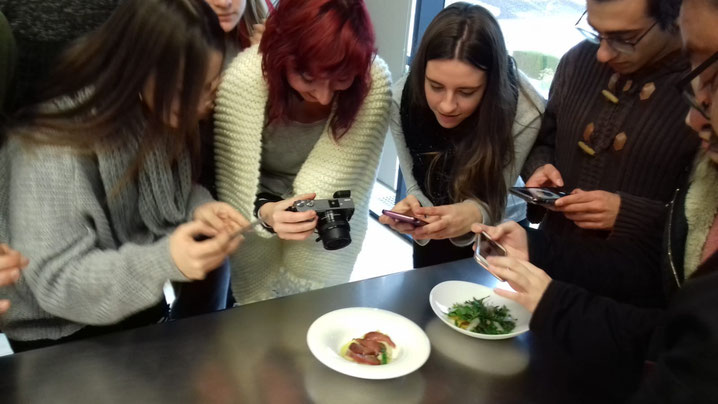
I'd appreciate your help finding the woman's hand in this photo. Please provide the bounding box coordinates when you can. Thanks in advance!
[378,195,425,235]
[486,256,552,313]
[0,244,29,315]
[170,221,243,280]
[259,193,319,240]
[471,222,529,261]
[411,201,483,240]
[194,201,251,235]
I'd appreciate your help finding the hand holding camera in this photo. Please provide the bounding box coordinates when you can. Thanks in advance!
[289,190,355,250]
[259,193,319,241]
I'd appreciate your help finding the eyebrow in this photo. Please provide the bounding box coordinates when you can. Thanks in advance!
[426,77,481,90]
[585,18,642,37]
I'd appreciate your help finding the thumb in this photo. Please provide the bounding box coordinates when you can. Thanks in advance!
[277,193,317,210]
[291,193,317,202]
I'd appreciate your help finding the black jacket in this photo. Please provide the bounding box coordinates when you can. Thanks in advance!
[527,184,718,403]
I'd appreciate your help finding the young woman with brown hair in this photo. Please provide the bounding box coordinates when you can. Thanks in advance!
[0,0,248,351]
[379,2,544,267]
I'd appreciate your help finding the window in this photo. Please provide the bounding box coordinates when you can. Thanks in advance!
[412,0,586,96]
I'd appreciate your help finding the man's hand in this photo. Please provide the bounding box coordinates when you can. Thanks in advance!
[555,189,621,230]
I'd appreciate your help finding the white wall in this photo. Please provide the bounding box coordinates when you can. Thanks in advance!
[364,0,413,189]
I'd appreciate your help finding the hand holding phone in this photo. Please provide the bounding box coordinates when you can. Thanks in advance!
[509,187,567,207]
[381,210,428,227]
[474,231,508,281]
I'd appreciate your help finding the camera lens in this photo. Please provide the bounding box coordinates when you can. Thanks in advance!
[316,210,351,250]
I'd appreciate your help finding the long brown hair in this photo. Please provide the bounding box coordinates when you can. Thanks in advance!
[9,0,225,181]
[400,2,518,224]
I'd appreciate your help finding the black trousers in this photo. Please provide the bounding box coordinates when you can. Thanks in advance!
[170,258,232,319]
[413,239,474,268]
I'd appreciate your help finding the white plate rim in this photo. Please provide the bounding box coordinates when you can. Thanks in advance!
[428,280,530,340]
[306,307,431,380]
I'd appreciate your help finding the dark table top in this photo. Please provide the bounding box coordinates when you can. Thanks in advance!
[0,258,639,403]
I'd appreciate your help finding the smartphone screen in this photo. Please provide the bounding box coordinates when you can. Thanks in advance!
[509,187,567,206]
[474,231,507,281]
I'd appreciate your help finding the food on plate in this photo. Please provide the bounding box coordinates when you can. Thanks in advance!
[448,297,516,335]
[340,331,396,365]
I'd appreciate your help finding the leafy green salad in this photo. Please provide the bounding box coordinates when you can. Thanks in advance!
[448,297,517,335]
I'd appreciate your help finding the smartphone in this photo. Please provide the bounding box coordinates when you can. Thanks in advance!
[474,231,507,281]
[509,187,567,206]
[381,210,428,227]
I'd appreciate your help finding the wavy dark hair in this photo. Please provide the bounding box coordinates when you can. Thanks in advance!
[9,0,224,180]
[592,0,682,31]
[400,2,518,224]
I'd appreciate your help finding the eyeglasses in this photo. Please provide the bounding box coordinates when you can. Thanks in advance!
[676,51,718,121]
[575,11,657,54]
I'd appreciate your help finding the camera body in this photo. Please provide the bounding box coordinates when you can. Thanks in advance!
[291,190,355,250]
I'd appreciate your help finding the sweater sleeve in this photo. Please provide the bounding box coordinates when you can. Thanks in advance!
[186,183,215,221]
[389,76,432,247]
[612,192,668,239]
[389,76,432,209]
[527,227,664,306]
[9,148,187,326]
[629,271,718,403]
[531,280,665,363]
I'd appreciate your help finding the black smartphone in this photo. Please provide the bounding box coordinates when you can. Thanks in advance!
[473,231,507,282]
[509,187,567,206]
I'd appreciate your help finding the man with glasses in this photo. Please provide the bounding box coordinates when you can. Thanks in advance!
[475,1,718,400]
[522,0,699,244]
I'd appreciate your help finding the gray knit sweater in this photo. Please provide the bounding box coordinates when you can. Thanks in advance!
[0,131,211,341]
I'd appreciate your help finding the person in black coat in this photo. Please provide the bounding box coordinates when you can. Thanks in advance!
[472,2,718,402]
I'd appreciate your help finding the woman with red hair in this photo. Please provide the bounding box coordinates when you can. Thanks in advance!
[214,0,392,304]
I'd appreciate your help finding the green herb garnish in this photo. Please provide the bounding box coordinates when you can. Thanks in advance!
[448,297,516,335]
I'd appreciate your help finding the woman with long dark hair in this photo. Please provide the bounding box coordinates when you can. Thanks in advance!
[213,0,392,304]
[379,3,544,267]
[0,0,248,352]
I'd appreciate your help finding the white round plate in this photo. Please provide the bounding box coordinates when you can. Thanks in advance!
[306,307,430,380]
[429,280,531,340]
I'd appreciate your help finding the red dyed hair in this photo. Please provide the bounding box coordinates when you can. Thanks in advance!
[259,0,376,139]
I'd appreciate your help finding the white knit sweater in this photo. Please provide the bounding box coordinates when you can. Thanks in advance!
[214,45,392,304]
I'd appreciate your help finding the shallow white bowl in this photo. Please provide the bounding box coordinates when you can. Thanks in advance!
[306,307,431,379]
[429,280,531,340]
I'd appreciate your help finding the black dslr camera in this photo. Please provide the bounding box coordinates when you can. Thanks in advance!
[290,190,355,250]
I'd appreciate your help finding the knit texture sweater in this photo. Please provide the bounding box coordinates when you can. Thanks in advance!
[522,41,700,239]
[213,45,392,305]
[0,0,122,110]
[390,72,545,246]
[0,117,210,341]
